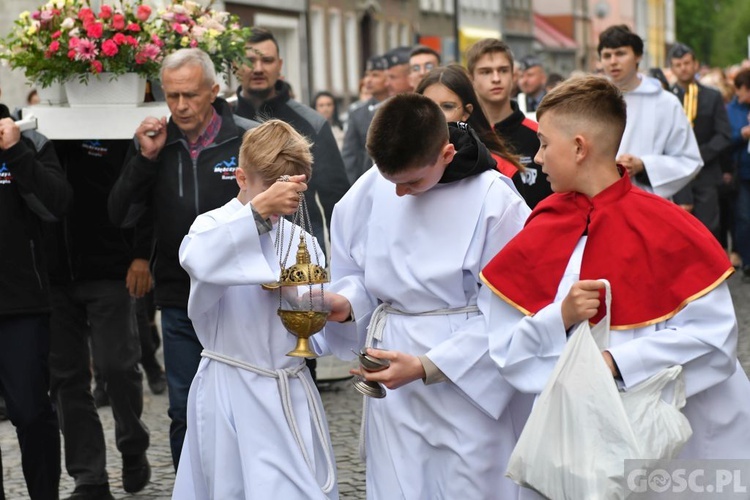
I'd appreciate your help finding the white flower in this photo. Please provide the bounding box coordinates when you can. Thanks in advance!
[60,17,75,29]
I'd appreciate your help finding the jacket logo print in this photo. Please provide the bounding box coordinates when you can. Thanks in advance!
[520,168,538,186]
[0,163,12,185]
[213,156,238,180]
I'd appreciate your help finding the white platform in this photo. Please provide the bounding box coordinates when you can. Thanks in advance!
[21,103,171,140]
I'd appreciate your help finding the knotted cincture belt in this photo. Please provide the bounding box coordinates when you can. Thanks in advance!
[357,302,480,461]
[201,349,336,494]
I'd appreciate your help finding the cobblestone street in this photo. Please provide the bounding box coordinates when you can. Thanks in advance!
[2,274,750,499]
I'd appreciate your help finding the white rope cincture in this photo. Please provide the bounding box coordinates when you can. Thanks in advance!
[201,350,336,494]
[357,303,480,462]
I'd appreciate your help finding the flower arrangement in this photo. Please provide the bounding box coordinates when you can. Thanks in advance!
[0,0,252,87]
[147,0,252,77]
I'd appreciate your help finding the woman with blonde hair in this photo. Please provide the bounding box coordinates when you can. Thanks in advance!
[174,119,341,499]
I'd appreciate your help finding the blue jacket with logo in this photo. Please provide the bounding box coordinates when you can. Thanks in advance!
[0,124,72,315]
[108,98,258,308]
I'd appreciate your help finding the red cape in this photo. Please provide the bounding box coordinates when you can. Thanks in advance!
[480,174,734,329]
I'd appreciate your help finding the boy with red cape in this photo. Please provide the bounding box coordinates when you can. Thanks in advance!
[482,76,750,491]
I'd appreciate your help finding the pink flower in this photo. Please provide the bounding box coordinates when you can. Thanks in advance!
[126,23,141,32]
[74,38,98,61]
[101,39,118,57]
[136,5,152,22]
[68,36,80,48]
[99,5,112,20]
[40,10,55,22]
[112,14,125,30]
[190,39,198,48]
[151,34,165,47]
[31,10,41,20]
[91,60,103,73]
[113,32,126,45]
[48,40,60,53]
[67,49,76,60]
[174,13,191,24]
[86,22,103,39]
[123,35,138,46]
[51,30,61,39]
[135,43,161,64]
[172,22,184,34]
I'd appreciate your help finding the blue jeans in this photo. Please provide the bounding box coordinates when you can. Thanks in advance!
[736,180,750,269]
[160,307,203,470]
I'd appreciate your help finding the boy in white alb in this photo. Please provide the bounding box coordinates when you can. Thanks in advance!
[323,93,532,499]
[174,120,340,499]
[483,76,750,499]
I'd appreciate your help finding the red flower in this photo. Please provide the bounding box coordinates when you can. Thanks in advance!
[126,23,141,32]
[48,40,60,53]
[91,60,103,73]
[86,22,103,39]
[102,39,118,57]
[136,5,152,22]
[113,32,126,45]
[77,8,95,22]
[67,49,76,60]
[123,35,138,46]
[99,5,112,20]
[51,30,61,39]
[112,13,125,31]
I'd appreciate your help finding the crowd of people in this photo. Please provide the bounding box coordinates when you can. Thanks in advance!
[1,20,750,500]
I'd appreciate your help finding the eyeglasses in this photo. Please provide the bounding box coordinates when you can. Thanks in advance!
[411,62,436,73]
[438,102,462,113]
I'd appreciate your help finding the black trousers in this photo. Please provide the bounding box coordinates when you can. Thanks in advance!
[0,314,61,500]
[49,281,149,487]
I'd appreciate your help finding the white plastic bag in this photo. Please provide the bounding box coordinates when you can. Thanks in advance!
[506,280,692,500]
[621,365,692,460]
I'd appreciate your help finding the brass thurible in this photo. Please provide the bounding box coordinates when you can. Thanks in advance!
[266,182,329,358]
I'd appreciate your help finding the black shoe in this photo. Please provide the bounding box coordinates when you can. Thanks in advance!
[146,368,167,395]
[122,453,151,493]
[93,386,109,408]
[66,483,115,500]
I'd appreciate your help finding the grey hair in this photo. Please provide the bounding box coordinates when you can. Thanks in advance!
[160,48,217,87]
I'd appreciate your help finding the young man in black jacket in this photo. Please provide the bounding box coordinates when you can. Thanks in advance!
[108,48,260,471]
[466,38,553,209]
[235,27,350,258]
[0,107,69,500]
